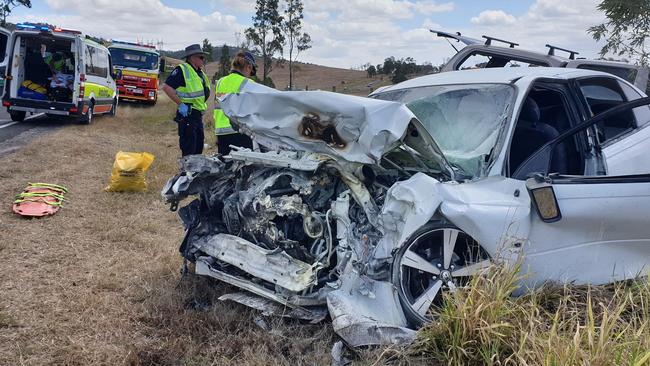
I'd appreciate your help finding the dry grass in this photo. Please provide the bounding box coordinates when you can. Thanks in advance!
[408,264,650,366]
[0,96,335,365]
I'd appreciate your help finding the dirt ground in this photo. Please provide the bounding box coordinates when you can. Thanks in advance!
[0,97,344,365]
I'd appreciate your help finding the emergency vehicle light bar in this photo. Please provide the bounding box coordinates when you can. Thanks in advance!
[110,40,156,49]
[16,23,49,32]
[16,23,81,35]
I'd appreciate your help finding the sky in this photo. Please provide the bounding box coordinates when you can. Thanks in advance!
[9,0,609,69]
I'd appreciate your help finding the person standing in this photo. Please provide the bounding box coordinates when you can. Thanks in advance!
[162,44,211,156]
[213,51,256,155]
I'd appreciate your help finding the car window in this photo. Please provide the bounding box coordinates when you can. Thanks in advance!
[0,32,7,63]
[576,64,638,84]
[85,45,108,78]
[618,80,650,127]
[373,84,515,177]
[510,84,584,178]
[578,77,637,143]
[457,52,546,70]
[513,97,650,180]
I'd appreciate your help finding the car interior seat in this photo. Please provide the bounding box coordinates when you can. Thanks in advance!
[510,98,568,177]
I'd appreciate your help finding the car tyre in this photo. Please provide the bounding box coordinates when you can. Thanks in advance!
[10,110,25,122]
[80,103,94,125]
[391,221,491,327]
[109,98,118,117]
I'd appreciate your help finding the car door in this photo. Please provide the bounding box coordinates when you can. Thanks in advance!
[0,26,12,99]
[84,44,113,113]
[574,76,650,175]
[513,97,650,287]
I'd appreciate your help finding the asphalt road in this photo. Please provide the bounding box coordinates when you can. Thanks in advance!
[0,109,72,157]
[0,110,61,143]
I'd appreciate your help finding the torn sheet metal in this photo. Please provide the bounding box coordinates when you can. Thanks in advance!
[327,272,416,347]
[220,82,451,174]
[197,234,317,292]
[219,292,327,322]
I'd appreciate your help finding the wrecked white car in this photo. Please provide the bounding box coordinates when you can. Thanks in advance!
[162,67,650,347]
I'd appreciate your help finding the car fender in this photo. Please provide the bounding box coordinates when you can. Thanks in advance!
[438,176,532,262]
[375,174,532,264]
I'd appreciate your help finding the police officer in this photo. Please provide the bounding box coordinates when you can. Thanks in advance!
[162,44,211,156]
[213,51,256,155]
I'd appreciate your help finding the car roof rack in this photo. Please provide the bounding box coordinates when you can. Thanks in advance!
[482,35,519,48]
[545,44,579,60]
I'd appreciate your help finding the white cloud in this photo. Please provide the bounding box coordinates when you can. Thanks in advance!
[213,0,255,13]
[19,0,245,50]
[10,0,611,69]
[422,18,442,30]
[464,0,606,60]
[471,10,516,26]
[409,1,454,15]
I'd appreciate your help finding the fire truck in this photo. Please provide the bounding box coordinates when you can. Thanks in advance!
[108,40,160,105]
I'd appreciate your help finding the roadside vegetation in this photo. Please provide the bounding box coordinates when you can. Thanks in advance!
[377,264,650,366]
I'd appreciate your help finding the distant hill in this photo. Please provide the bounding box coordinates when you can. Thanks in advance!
[163,47,420,96]
[160,45,239,62]
[199,58,392,96]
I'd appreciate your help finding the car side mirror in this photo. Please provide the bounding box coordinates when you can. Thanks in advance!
[526,177,562,222]
[111,69,121,80]
[159,58,166,73]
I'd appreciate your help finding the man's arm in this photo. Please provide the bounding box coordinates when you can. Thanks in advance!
[162,84,182,105]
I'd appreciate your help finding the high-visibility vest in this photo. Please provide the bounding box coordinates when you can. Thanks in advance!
[213,72,251,135]
[176,63,210,112]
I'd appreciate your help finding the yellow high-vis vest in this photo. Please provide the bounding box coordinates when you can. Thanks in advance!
[176,63,210,112]
[213,72,251,135]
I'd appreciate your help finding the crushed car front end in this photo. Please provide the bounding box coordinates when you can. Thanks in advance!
[162,83,474,346]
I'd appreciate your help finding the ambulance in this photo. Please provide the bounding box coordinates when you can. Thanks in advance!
[1,23,118,123]
[108,41,160,105]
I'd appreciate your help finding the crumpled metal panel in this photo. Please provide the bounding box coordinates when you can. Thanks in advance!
[327,272,416,347]
[220,82,446,167]
[219,292,328,322]
[197,234,317,292]
[374,173,443,260]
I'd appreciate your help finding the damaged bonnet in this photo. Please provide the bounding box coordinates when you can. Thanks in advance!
[220,83,448,168]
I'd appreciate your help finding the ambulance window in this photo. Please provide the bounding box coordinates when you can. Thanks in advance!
[85,46,108,77]
[0,33,7,63]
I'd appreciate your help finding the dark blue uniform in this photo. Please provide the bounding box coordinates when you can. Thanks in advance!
[165,65,211,156]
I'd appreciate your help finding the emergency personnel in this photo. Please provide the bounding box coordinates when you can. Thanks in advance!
[213,51,256,155]
[162,44,211,156]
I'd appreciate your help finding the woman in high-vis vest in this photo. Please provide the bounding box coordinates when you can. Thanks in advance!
[162,44,211,157]
[213,51,256,155]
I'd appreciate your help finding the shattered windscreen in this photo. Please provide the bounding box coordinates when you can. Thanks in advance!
[374,84,515,177]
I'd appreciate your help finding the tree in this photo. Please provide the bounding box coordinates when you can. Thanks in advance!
[382,57,395,75]
[245,0,285,84]
[218,44,230,79]
[366,65,377,78]
[202,39,214,62]
[1,0,30,26]
[588,0,650,66]
[282,0,311,90]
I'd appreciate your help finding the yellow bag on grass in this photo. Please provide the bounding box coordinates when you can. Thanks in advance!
[104,151,155,192]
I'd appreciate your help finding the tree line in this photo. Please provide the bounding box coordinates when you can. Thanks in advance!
[200,0,312,89]
[366,57,438,84]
